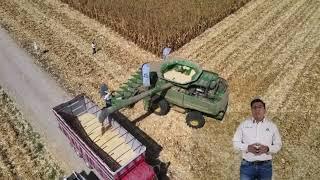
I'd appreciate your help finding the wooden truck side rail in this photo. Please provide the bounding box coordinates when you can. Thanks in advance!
[52,94,155,180]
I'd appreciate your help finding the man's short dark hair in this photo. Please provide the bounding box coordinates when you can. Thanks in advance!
[251,98,265,108]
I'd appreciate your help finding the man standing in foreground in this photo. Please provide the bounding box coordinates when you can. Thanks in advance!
[233,98,282,180]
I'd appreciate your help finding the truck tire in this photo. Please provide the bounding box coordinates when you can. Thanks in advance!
[186,111,205,129]
[151,98,170,116]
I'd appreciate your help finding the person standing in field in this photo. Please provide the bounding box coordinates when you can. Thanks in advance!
[232,97,282,180]
[91,40,96,55]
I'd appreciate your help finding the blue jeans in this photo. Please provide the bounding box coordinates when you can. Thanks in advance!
[240,159,272,180]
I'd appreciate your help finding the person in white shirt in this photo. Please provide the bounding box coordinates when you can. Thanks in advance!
[233,98,282,180]
[91,40,96,55]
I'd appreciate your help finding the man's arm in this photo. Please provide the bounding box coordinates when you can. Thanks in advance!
[268,124,282,153]
[104,92,112,100]
[232,123,248,152]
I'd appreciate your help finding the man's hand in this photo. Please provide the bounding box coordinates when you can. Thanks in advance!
[248,144,259,155]
[248,143,269,155]
[256,144,269,155]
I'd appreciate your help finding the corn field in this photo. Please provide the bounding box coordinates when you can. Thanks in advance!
[60,0,249,55]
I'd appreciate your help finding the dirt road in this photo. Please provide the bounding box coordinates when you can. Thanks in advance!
[0,0,319,179]
[0,28,89,174]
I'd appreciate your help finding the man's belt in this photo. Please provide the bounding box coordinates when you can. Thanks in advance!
[243,159,271,165]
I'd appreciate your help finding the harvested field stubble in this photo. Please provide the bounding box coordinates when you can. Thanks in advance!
[1,0,320,179]
[60,0,250,55]
[0,87,63,179]
[173,0,320,179]
[0,0,156,105]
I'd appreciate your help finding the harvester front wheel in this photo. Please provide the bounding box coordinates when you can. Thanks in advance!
[186,111,205,129]
[151,98,170,116]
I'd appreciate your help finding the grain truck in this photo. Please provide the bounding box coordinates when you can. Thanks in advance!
[53,95,157,180]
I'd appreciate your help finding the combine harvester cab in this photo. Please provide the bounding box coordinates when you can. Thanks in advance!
[53,95,156,180]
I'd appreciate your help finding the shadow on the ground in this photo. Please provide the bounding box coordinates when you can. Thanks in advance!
[116,111,170,180]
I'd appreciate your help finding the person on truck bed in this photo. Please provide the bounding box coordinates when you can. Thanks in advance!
[99,84,112,134]
[100,84,112,107]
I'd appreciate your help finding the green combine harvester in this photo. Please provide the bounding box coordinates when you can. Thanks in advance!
[99,58,229,128]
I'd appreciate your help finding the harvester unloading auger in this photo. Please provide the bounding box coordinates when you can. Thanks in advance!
[99,58,229,128]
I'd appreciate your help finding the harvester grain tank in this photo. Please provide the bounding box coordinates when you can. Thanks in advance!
[99,58,229,128]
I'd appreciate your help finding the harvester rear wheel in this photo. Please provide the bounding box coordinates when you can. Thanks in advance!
[186,111,205,129]
[151,98,170,116]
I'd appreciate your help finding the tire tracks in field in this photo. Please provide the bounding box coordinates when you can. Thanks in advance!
[26,0,155,68]
[196,0,296,66]
[186,0,310,112]
[193,0,278,60]
[175,1,320,178]
[232,0,316,79]
[1,0,159,98]
[288,47,320,113]
[218,0,309,78]
[0,112,27,178]
[178,0,316,113]
[175,0,267,57]
[269,48,320,179]
[275,46,320,114]
[228,0,319,112]
[1,0,319,179]
[176,0,294,63]
[263,7,320,113]
[1,0,125,98]
[39,0,156,65]
[175,0,307,86]
[1,0,145,94]
[0,2,103,90]
[9,0,121,74]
